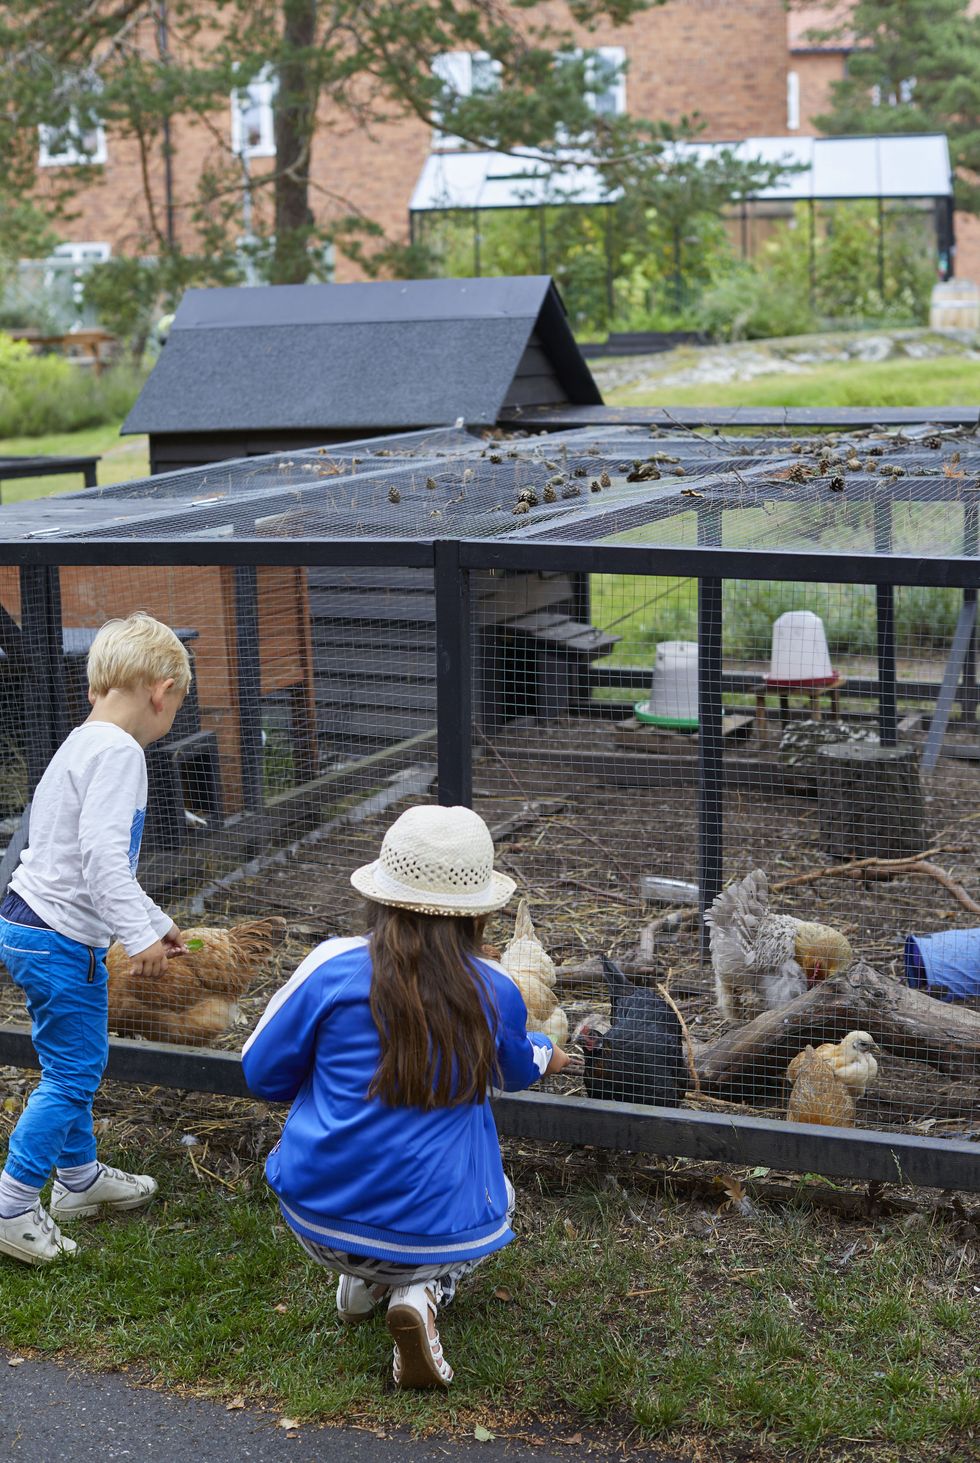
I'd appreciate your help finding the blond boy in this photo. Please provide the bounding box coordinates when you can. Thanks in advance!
[0,613,191,1264]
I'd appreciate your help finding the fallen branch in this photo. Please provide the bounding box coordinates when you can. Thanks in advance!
[656,979,702,1097]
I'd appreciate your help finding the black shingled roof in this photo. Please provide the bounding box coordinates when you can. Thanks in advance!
[122,276,601,436]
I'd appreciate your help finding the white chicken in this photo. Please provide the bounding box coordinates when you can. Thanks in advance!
[705,869,854,1022]
[497,899,569,1046]
[787,1030,879,1099]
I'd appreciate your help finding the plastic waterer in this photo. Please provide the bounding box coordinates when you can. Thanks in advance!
[766,610,835,687]
[635,640,699,729]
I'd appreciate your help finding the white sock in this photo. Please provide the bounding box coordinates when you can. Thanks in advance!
[0,1170,41,1219]
[56,1160,101,1192]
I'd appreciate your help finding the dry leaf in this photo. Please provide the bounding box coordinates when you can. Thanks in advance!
[474,1424,495,1443]
[563,1218,577,1239]
[273,1303,288,1313]
[560,1434,584,1446]
[278,1417,301,1431]
[8,1357,25,1367]
[493,1286,513,1302]
[226,1396,245,1411]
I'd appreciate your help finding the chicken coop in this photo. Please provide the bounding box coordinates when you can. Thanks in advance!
[1,413,979,1193]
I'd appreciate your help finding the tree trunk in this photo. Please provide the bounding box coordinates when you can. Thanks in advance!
[695,960,980,1106]
[817,742,925,859]
[272,0,318,284]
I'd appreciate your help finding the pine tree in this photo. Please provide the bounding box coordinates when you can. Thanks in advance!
[807,0,980,211]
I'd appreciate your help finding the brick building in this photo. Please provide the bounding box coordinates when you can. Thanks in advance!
[30,0,977,283]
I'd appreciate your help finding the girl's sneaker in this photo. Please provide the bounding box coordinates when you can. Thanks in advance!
[49,1165,158,1220]
[0,1201,78,1265]
[335,1274,388,1323]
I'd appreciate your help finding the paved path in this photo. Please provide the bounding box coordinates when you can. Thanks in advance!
[1,1352,691,1463]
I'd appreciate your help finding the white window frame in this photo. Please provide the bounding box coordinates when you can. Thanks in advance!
[231,65,277,158]
[51,242,112,264]
[787,69,801,130]
[585,46,627,118]
[38,116,107,168]
[431,50,502,147]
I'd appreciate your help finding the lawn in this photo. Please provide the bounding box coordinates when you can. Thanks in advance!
[0,1092,976,1462]
[605,354,980,411]
[0,422,149,503]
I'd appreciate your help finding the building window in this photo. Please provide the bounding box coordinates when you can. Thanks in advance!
[871,76,916,108]
[231,66,277,158]
[431,51,502,146]
[38,116,107,167]
[50,242,112,264]
[585,47,627,118]
[787,70,800,130]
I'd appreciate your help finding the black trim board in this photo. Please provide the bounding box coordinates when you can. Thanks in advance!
[0,1026,977,1191]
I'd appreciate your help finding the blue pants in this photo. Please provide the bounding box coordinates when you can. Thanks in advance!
[0,916,109,1188]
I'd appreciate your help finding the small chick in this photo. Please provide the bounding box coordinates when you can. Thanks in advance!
[496,899,569,1046]
[788,1029,879,1099]
[786,1046,856,1127]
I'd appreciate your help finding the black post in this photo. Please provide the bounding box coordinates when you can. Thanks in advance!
[808,199,817,303]
[233,566,263,812]
[434,540,472,807]
[874,499,897,746]
[962,502,979,734]
[696,502,724,942]
[19,566,69,794]
[877,196,886,299]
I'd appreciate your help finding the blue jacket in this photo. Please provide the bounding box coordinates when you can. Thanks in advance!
[241,936,553,1265]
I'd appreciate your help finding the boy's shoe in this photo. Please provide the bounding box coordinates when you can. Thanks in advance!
[50,1164,158,1221]
[336,1274,388,1323]
[0,1201,78,1265]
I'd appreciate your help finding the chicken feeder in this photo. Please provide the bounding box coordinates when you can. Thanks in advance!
[635,640,699,729]
[765,610,835,687]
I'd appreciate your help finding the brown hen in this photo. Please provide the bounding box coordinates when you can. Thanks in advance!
[785,1046,856,1127]
[107,917,288,1045]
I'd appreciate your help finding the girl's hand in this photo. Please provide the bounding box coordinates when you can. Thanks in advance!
[545,1045,572,1075]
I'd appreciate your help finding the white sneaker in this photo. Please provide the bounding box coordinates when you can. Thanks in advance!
[49,1164,158,1221]
[335,1274,388,1323]
[0,1201,78,1265]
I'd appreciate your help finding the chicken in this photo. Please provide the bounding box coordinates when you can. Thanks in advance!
[787,1029,879,1099]
[107,917,288,1045]
[497,899,569,1046]
[573,956,687,1108]
[785,1046,856,1127]
[705,869,854,1022]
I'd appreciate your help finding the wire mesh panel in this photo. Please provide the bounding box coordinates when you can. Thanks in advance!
[0,419,978,1187]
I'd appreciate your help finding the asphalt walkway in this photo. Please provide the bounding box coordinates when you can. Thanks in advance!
[1,1351,692,1463]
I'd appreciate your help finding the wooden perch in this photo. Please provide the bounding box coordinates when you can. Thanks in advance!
[696,961,980,1105]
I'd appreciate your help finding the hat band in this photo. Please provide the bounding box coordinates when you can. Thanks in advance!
[372,859,497,910]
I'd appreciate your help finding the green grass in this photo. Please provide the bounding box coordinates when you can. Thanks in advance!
[1,1131,977,1459]
[0,422,149,502]
[606,354,980,410]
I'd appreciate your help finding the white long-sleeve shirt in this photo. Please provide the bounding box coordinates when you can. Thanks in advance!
[11,721,172,955]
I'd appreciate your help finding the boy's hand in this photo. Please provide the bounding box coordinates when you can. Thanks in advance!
[545,1045,574,1076]
[162,922,188,956]
[129,939,171,980]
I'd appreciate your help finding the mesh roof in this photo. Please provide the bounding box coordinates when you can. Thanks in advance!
[2,422,979,560]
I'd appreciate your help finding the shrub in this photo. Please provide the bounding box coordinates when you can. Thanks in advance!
[695,266,815,342]
[0,331,146,437]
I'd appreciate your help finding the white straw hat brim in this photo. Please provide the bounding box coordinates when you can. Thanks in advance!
[350,859,516,916]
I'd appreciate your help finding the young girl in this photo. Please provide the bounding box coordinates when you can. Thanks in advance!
[242,803,570,1389]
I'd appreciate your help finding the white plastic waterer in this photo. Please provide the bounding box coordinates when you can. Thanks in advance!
[635,640,699,729]
[766,610,835,686]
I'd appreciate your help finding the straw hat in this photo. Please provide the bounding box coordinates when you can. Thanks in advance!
[350,805,516,916]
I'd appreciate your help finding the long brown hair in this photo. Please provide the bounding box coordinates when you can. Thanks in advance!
[366,903,500,1109]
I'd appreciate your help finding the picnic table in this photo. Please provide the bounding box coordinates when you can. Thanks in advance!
[0,454,99,503]
[6,327,118,374]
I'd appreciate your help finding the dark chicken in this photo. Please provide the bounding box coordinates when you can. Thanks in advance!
[574,956,687,1108]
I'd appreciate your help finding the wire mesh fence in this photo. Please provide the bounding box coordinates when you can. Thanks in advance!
[0,419,978,1188]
